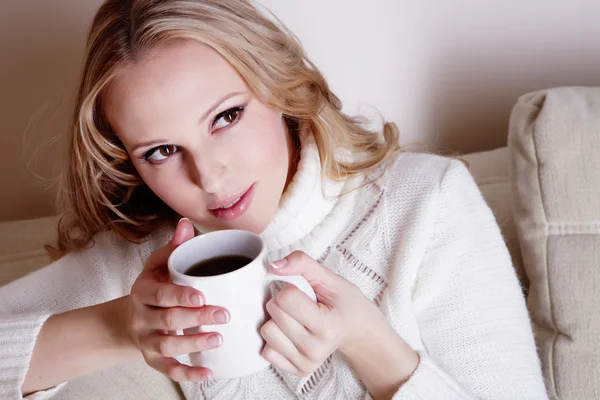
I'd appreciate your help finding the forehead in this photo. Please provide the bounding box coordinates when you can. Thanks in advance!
[102,40,248,140]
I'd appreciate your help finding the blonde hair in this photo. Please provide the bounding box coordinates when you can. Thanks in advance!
[53,0,401,256]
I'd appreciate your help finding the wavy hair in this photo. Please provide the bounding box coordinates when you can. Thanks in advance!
[52,0,401,256]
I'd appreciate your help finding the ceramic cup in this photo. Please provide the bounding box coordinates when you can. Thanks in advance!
[168,229,316,379]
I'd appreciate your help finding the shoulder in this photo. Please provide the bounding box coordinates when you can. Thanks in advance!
[367,152,474,208]
[61,223,175,281]
[349,152,480,261]
[91,223,174,262]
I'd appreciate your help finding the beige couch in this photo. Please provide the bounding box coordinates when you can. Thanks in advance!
[1,87,599,399]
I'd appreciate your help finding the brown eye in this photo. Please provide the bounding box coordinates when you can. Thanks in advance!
[223,110,238,123]
[159,145,175,157]
[213,106,245,129]
[145,145,178,163]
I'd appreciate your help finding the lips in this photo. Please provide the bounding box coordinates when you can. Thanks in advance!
[208,183,256,221]
[207,189,247,211]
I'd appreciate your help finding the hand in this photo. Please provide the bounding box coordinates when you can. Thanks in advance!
[260,251,384,377]
[125,219,231,382]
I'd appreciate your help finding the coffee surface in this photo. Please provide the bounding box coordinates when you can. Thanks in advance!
[184,255,252,277]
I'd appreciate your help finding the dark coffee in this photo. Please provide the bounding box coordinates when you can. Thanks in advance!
[184,255,253,277]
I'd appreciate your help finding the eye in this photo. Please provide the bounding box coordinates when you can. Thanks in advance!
[213,106,245,130]
[144,145,178,164]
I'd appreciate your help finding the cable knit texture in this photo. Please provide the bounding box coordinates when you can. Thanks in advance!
[0,136,547,399]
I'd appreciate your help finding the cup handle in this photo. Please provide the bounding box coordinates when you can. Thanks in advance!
[265,273,317,302]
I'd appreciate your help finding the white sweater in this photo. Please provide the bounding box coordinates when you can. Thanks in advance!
[0,138,548,400]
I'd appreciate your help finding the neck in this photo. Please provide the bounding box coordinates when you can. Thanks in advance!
[260,133,346,256]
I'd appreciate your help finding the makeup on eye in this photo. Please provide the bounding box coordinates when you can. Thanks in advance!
[143,145,178,164]
[212,105,245,130]
[140,105,246,164]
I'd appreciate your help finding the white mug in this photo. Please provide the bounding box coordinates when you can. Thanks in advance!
[168,229,317,379]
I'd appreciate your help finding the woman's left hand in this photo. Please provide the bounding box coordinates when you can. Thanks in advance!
[260,250,385,377]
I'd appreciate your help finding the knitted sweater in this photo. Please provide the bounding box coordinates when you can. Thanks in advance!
[0,138,548,400]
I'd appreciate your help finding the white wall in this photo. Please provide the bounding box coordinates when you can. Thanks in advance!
[260,0,600,152]
[2,0,600,221]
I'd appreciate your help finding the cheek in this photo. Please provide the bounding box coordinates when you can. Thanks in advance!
[240,109,289,170]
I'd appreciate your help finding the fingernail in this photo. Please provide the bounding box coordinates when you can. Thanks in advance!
[213,310,230,324]
[178,217,190,224]
[271,259,288,269]
[206,334,222,348]
[189,294,204,306]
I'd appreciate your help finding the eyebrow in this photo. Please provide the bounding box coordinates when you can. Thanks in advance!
[130,91,245,154]
[199,91,245,125]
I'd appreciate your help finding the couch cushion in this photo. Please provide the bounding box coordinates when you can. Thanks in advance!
[0,216,59,286]
[508,87,600,400]
[461,147,527,291]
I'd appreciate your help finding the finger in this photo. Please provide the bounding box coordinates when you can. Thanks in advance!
[143,332,223,358]
[270,251,340,288]
[265,294,313,352]
[260,319,309,372]
[271,284,324,334]
[146,353,212,382]
[262,344,298,375]
[172,218,195,247]
[135,281,205,308]
[143,218,195,273]
[145,305,230,331]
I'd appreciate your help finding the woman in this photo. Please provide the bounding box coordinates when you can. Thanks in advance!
[0,0,547,399]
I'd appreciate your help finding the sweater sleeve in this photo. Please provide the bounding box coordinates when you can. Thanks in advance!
[0,232,148,400]
[392,160,548,399]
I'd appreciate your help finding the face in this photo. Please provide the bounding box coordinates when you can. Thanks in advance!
[103,39,294,234]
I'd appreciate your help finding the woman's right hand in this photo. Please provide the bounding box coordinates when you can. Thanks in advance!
[125,218,230,382]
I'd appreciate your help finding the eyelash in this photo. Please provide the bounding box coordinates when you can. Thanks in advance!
[142,105,246,164]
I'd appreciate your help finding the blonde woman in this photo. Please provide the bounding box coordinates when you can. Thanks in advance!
[0,1,547,399]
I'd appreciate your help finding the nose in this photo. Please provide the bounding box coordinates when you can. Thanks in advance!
[187,152,228,194]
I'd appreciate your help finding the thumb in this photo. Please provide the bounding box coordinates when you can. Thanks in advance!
[171,217,195,247]
[269,250,337,287]
[144,218,195,272]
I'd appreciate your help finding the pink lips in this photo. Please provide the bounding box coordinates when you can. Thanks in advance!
[208,183,256,221]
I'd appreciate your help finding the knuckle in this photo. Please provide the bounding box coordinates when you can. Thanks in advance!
[261,345,274,360]
[162,308,176,330]
[320,323,338,342]
[155,285,167,306]
[260,320,276,339]
[321,328,336,342]
[129,313,144,332]
[265,298,276,314]
[158,337,174,357]
[179,287,190,306]
[166,365,183,382]
[142,352,159,371]
[294,337,310,355]
[146,251,161,269]
[195,308,211,325]
[290,250,308,263]
[304,346,323,362]
[276,286,296,307]
[130,282,140,297]
[141,351,152,364]
[313,316,331,337]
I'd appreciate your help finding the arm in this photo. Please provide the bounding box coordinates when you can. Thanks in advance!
[341,316,419,400]
[0,232,145,399]
[22,296,138,396]
[407,160,547,398]
[2,221,220,399]
[350,160,547,399]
